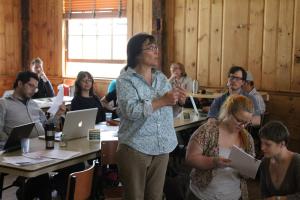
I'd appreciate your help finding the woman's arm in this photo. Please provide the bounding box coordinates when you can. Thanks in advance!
[186,137,231,170]
[117,78,178,120]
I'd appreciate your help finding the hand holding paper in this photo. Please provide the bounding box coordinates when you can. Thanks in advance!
[47,85,64,115]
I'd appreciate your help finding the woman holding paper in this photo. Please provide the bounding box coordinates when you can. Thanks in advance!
[185,95,255,200]
[259,121,300,200]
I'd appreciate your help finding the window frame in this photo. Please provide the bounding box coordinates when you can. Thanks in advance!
[63,13,127,78]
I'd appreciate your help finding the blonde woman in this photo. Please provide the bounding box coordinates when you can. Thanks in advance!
[185,95,255,200]
[169,62,193,93]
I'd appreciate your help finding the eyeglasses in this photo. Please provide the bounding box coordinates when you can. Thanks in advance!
[232,113,251,127]
[81,79,93,84]
[143,45,159,51]
[25,82,39,93]
[228,75,243,81]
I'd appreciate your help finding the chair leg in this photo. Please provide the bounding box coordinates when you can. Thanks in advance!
[0,173,5,199]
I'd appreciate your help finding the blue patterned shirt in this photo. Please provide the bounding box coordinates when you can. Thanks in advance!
[116,67,178,155]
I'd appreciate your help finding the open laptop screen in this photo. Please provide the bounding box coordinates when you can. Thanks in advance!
[2,122,35,152]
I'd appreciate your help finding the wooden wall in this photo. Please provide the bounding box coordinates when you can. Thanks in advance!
[164,0,300,92]
[0,0,299,151]
[164,0,300,152]
[0,0,22,95]
[29,0,64,91]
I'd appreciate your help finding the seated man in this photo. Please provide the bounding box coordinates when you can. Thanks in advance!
[0,71,65,200]
[207,66,262,125]
[242,71,266,115]
[30,57,55,99]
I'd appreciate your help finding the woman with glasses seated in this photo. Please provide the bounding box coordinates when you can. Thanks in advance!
[259,121,300,200]
[71,71,106,123]
[185,95,255,200]
[168,62,193,93]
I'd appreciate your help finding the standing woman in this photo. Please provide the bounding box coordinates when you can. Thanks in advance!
[71,71,105,123]
[116,33,186,199]
[185,95,255,200]
[168,62,193,93]
[259,121,300,200]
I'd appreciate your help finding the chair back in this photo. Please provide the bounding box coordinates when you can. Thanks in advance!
[66,161,95,200]
[101,140,118,165]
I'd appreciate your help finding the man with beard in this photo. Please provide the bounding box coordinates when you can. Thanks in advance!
[0,71,65,200]
[207,66,261,125]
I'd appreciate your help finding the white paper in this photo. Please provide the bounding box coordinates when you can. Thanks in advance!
[228,145,261,179]
[189,95,199,116]
[95,124,119,132]
[47,85,64,115]
[25,149,80,160]
[3,156,53,166]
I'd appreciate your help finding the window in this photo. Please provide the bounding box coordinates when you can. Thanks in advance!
[63,0,127,78]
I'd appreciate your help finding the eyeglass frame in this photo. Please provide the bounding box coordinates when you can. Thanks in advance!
[81,79,93,84]
[25,82,39,93]
[142,45,159,52]
[232,113,251,127]
[228,75,244,81]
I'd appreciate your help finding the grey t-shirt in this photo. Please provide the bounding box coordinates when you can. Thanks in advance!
[260,153,300,199]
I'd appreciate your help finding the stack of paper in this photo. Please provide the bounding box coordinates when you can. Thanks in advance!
[3,156,52,166]
[25,149,80,160]
[229,145,261,179]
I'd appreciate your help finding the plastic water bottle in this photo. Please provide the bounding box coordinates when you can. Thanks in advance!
[192,80,199,94]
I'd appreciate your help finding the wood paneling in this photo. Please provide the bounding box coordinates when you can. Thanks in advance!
[127,0,152,36]
[29,0,63,77]
[165,0,300,93]
[292,0,300,91]
[164,0,300,152]
[184,0,198,80]
[0,0,21,76]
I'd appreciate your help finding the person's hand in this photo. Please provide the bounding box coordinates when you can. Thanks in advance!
[213,156,231,168]
[40,71,48,82]
[176,86,187,106]
[162,89,179,106]
[55,104,66,117]
[208,118,217,124]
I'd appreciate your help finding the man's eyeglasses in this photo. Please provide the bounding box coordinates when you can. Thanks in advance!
[143,45,159,51]
[228,75,243,81]
[81,79,93,84]
[26,82,39,93]
[232,114,251,127]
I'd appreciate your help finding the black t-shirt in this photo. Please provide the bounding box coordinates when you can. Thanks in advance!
[71,95,106,123]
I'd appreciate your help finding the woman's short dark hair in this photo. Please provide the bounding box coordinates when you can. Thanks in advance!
[13,71,39,89]
[259,121,289,145]
[74,71,95,97]
[126,33,156,69]
[228,66,247,81]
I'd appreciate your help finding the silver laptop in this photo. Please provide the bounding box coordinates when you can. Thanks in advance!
[61,108,98,140]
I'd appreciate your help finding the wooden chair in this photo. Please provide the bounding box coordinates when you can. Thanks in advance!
[66,161,95,200]
[100,140,123,200]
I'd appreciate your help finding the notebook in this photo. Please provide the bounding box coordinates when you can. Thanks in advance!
[1,122,35,152]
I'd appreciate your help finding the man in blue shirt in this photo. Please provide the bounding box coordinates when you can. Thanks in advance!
[208,66,261,125]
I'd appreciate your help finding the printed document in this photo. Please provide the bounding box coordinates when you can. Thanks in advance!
[229,145,261,179]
